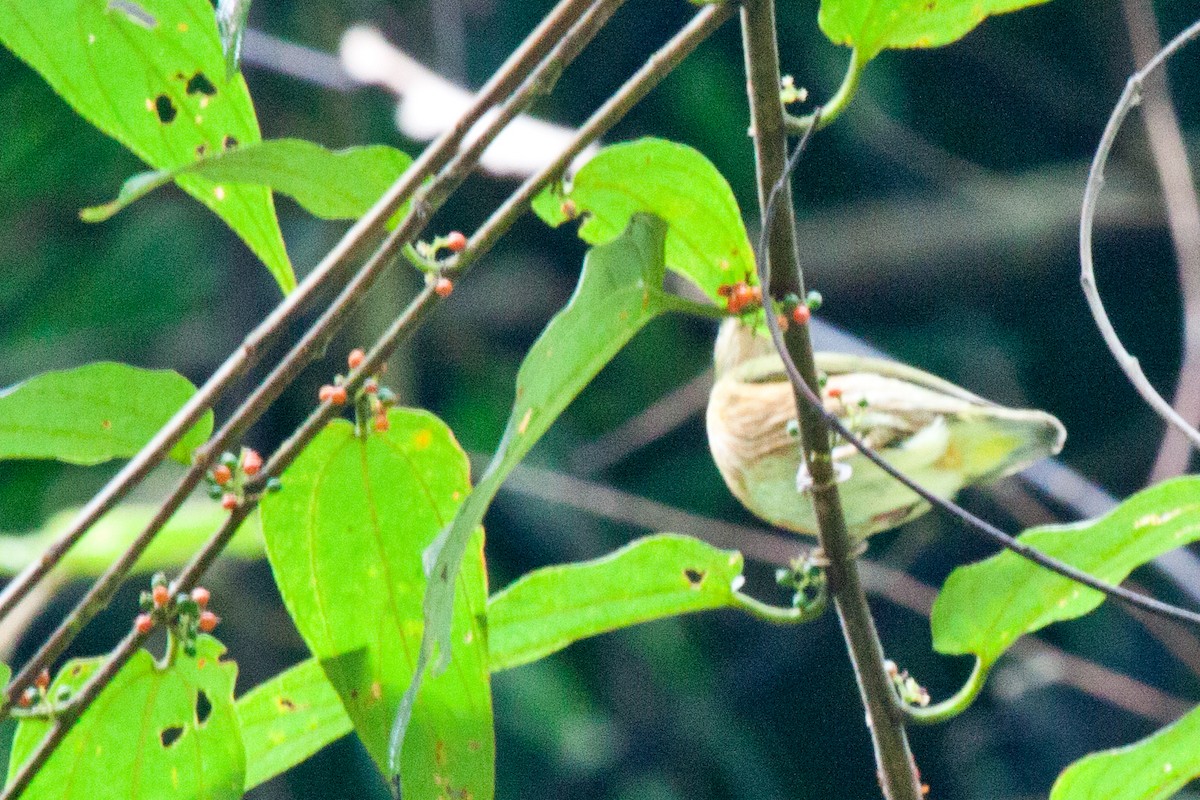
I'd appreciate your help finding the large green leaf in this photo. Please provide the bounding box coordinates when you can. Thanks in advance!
[259,408,492,799]
[0,503,264,579]
[1050,703,1200,800]
[489,534,748,672]
[0,0,294,292]
[393,214,670,778]
[932,476,1200,669]
[818,0,1052,62]
[0,363,212,466]
[236,657,354,790]
[83,139,413,222]
[6,637,243,799]
[533,139,753,302]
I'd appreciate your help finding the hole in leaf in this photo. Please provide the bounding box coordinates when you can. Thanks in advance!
[276,696,297,712]
[185,71,217,96]
[154,95,177,124]
[195,690,212,725]
[684,568,705,586]
[195,144,207,157]
[160,725,184,748]
[222,135,239,150]
[108,0,157,28]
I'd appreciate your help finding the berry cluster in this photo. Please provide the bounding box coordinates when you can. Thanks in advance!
[717,280,762,315]
[205,447,278,510]
[884,659,931,708]
[320,349,399,435]
[16,668,58,710]
[135,573,219,657]
[409,231,464,299]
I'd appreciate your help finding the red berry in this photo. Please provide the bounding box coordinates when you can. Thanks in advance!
[434,277,454,298]
[374,413,390,433]
[827,387,843,400]
[135,613,154,634]
[792,304,811,325]
[221,493,238,511]
[241,448,262,477]
[35,669,50,692]
[348,348,366,370]
[17,690,31,708]
[445,231,467,253]
[212,464,232,486]
[364,379,379,395]
[198,610,220,633]
[152,584,170,608]
[191,586,211,608]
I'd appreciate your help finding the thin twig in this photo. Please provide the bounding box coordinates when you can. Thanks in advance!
[0,0,616,726]
[0,0,604,630]
[1119,0,1200,483]
[1080,16,1200,453]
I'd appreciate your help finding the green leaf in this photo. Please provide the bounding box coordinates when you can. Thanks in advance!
[0,363,212,466]
[259,408,492,798]
[932,476,1200,669]
[393,214,670,777]
[6,637,243,799]
[533,139,753,302]
[0,0,294,292]
[1050,703,1200,800]
[0,503,264,578]
[236,657,354,790]
[82,139,413,222]
[488,534,747,672]
[818,0,1052,62]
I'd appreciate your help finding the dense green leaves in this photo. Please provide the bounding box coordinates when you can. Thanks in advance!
[6,637,243,799]
[533,139,753,301]
[236,658,354,790]
[1050,703,1200,800]
[489,534,748,671]
[0,503,264,579]
[0,0,294,292]
[0,363,212,466]
[393,216,671,774]
[818,0,1052,61]
[932,477,1200,668]
[83,139,413,222]
[260,409,492,799]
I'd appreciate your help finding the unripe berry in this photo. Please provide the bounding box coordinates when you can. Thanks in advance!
[221,493,238,511]
[191,586,211,608]
[241,448,262,476]
[348,348,366,370]
[135,614,154,634]
[434,277,454,298]
[198,610,220,633]
[212,464,232,486]
[35,669,50,692]
[152,584,170,608]
[792,304,811,325]
[445,231,467,253]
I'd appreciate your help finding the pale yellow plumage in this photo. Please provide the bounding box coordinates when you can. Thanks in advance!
[706,319,1066,540]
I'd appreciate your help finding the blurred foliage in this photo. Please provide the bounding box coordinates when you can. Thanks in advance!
[4,1,1200,799]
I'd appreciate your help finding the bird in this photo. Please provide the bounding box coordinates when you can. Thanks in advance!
[706,318,1066,541]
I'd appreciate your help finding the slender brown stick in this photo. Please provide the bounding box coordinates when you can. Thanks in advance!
[0,0,603,629]
[739,1,923,798]
[0,0,618,724]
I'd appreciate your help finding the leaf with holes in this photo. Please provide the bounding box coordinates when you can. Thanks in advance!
[818,0,1052,62]
[0,362,212,466]
[1050,702,1200,800]
[237,657,355,790]
[533,139,753,301]
[259,408,492,798]
[0,503,264,579]
[0,0,294,292]
[6,636,243,799]
[489,534,748,671]
[82,139,413,222]
[932,476,1200,669]
[392,214,669,779]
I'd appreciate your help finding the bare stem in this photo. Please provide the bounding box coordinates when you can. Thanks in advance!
[739,1,923,798]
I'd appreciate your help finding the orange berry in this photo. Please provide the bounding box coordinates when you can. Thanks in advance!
[35,669,50,692]
[212,464,232,486]
[364,379,379,395]
[445,231,467,252]
[152,584,170,608]
[241,448,262,477]
[318,384,335,403]
[792,305,811,325]
[191,586,211,608]
[560,199,578,219]
[221,493,238,511]
[329,385,348,405]
[826,387,843,400]
[135,614,154,634]
[776,313,790,331]
[348,348,366,370]
[198,610,220,633]
[17,690,31,708]
[435,277,454,298]
[374,413,390,433]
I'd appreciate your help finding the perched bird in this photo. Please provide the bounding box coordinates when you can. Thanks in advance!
[706,319,1066,540]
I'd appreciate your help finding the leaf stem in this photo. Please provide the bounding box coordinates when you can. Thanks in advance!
[731,589,826,624]
[784,47,866,135]
[899,657,987,725]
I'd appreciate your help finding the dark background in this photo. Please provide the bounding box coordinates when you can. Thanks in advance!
[3,0,1200,798]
